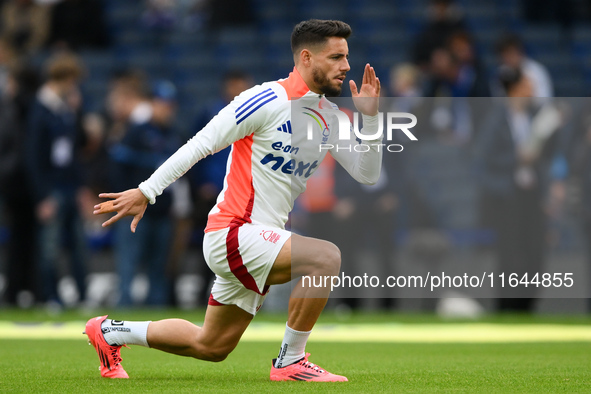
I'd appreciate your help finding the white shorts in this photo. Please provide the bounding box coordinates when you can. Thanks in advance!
[202,221,291,315]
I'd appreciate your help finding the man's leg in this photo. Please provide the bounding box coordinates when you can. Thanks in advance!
[38,204,62,303]
[266,234,340,331]
[113,219,143,307]
[87,232,343,380]
[144,217,172,306]
[146,304,253,361]
[86,303,254,378]
[265,234,343,375]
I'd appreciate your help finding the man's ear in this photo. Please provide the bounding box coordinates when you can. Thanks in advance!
[299,49,312,67]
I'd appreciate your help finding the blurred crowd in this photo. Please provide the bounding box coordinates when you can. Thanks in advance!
[0,0,590,313]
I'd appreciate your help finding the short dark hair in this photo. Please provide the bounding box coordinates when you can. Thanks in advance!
[291,19,352,55]
[223,69,252,82]
[495,33,524,54]
[498,65,523,93]
[45,53,85,82]
[110,68,150,99]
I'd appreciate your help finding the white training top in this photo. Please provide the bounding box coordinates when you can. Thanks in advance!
[139,67,383,232]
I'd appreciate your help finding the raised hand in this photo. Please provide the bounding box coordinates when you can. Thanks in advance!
[93,188,149,233]
[349,63,381,116]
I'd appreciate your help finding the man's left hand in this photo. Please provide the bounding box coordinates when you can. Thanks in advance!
[350,63,381,116]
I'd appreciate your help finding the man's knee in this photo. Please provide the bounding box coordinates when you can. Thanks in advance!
[315,241,341,275]
[197,343,235,362]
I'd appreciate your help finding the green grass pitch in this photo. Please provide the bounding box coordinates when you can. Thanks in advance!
[0,310,590,393]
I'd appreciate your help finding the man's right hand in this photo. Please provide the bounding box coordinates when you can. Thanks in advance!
[93,188,149,233]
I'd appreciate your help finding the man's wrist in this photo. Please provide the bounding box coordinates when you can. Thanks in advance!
[137,183,155,205]
[362,113,379,125]
[360,113,383,143]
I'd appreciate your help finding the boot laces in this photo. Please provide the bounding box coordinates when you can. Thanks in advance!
[109,345,124,365]
[301,360,325,374]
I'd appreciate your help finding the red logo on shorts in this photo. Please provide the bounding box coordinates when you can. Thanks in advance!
[260,230,281,244]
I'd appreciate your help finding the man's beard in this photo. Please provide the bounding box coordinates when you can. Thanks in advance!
[312,67,342,97]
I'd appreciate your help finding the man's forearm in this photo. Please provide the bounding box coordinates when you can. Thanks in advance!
[332,113,383,185]
[138,139,202,204]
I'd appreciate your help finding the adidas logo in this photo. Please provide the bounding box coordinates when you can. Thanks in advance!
[276,120,292,134]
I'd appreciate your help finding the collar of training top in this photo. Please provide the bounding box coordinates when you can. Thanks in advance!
[279,67,316,100]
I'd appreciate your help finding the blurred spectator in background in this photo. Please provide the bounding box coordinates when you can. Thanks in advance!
[495,33,554,99]
[26,53,90,307]
[329,106,402,310]
[0,0,50,56]
[77,71,149,270]
[333,152,401,309]
[425,44,486,144]
[47,0,110,51]
[142,0,209,33]
[572,115,591,311]
[390,63,421,104]
[182,0,208,31]
[79,114,109,203]
[475,66,561,312]
[9,60,40,117]
[0,37,17,93]
[550,107,591,311]
[107,76,180,307]
[425,30,490,98]
[446,31,490,97]
[189,69,253,305]
[411,0,467,70]
[152,80,192,307]
[0,65,38,306]
[333,152,402,308]
[83,70,148,208]
[388,73,451,309]
[142,0,177,33]
[103,70,149,144]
